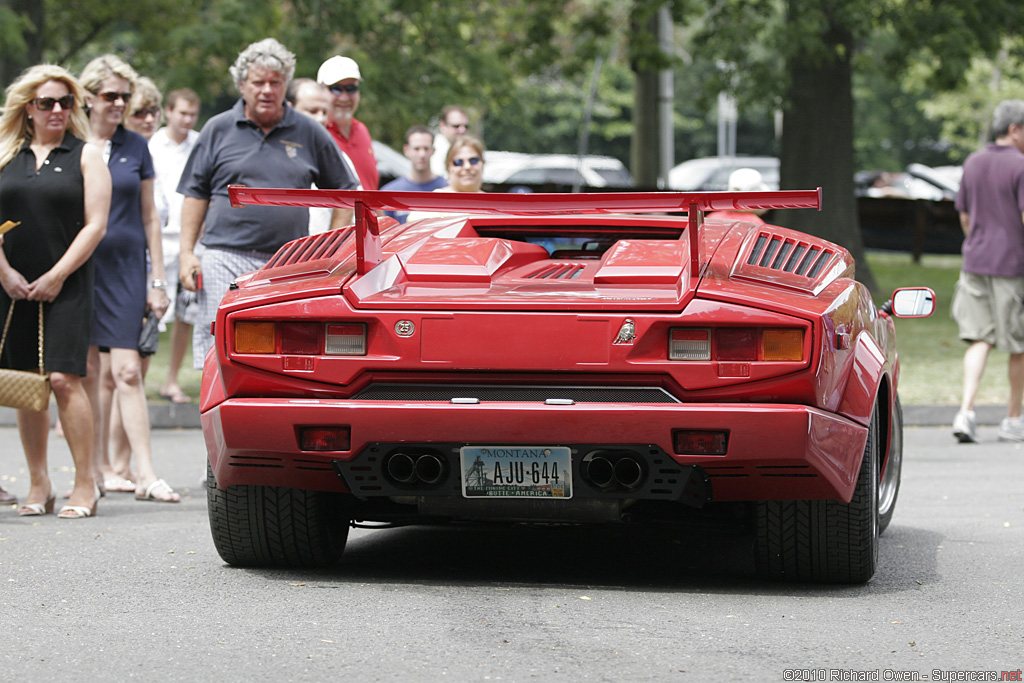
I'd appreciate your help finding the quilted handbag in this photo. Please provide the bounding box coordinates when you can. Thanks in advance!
[0,301,51,412]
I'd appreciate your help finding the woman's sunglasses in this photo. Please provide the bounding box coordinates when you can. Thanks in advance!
[132,106,161,119]
[452,157,482,167]
[32,94,75,111]
[94,91,133,103]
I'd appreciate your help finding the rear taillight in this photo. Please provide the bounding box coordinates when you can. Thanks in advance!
[232,321,367,356]
[234,321,276,354]
[669,327,804,362]
[669,328,711,360]
[761,328,804,361]
[280,322,321,355]
[325,323,367,355]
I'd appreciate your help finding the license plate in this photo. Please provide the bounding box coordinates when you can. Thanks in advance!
[460,446,573,499]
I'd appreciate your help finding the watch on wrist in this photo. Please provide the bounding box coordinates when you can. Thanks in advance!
[151,279,168,290]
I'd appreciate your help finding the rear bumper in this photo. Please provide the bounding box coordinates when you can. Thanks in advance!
[202,399,867,503]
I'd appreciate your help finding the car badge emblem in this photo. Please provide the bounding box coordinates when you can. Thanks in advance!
[395,320,415,337]
[613,319,636,345]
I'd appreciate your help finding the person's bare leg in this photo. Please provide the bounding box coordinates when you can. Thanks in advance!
[83,346,107,486]
[109,355,148,482]
[98,352,117,481]
[960,340,992,413]
[159,320,193,401]
[50,371,98,510]
[1007,352,1024,419]
[16,408,53,511]
[109,347,179,502]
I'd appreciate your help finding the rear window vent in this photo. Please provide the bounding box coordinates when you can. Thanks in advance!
[525,264,586,280]
[746,232,834,279]
[264,228,353,269]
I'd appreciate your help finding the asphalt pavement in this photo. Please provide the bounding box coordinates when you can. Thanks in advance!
[1,421,1022,681]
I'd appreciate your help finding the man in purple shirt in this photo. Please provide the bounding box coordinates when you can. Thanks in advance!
[952,99,1024,443]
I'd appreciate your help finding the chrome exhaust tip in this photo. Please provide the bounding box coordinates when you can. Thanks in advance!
[386,453,417,484]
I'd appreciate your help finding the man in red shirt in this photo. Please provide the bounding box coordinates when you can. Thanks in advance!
[317,55,379,190]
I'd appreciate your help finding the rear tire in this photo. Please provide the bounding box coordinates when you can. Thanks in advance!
[878,395,902,534]
[206,462,350,568]
[755,403,880,584]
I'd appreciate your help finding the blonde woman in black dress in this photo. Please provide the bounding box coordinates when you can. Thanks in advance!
[0,64,111,518]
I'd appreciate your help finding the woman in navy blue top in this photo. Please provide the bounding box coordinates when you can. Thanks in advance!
[80,55,179,503]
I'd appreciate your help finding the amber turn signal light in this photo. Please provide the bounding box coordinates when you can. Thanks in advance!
[234,321,276,354]
[762,328,804,361]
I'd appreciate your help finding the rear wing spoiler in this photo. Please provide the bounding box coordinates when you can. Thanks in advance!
[228,186,822,276]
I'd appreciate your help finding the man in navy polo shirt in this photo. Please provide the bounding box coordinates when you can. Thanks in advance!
[177,38,357,369]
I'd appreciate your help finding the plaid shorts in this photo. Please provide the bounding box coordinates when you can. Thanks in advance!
[192,246,274,369]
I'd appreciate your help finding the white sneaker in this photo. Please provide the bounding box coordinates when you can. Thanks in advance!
[998,416,1024,442]
[953,410,977,443]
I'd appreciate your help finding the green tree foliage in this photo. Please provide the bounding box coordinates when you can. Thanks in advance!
[912,37,1024,161]
[689,0,1024,292]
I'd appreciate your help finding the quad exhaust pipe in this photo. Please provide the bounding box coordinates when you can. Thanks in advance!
[385,452,447,486]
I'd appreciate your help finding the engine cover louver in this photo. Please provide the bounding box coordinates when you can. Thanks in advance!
[525,264,587,280]
[746,232,834,279]
[263,228,353,269]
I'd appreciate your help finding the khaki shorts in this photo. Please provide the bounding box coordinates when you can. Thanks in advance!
[951,271,1024,353]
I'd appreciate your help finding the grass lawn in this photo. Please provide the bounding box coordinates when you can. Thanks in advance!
[866,250,1010,407]
[144,325,203,403]
[140,251,1003,408]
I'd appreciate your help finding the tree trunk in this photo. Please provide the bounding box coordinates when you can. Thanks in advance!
[0,0,44,86]
[776,8,877,293]
[631,10,661,190]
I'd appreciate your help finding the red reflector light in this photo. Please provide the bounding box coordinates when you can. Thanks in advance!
[280,322,321,355]
[298,426,351,452]
[715,328,757,361]
[673,430,728,455]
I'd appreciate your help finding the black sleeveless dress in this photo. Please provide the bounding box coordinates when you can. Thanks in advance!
[0,132,93,376]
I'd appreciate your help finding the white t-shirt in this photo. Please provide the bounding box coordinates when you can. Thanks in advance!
[430,132,451,178]
[149,127,199,248]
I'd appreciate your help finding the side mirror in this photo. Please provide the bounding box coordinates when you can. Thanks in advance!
[891,287,935,318]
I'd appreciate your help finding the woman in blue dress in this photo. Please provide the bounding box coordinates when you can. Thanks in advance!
[79,55,179,503]
[0,64,110,518]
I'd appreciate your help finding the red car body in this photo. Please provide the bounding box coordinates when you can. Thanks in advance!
[202,187,931,583]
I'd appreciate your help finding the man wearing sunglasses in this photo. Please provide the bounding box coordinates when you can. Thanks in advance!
[431,105,471,177]
[317,55,379,190]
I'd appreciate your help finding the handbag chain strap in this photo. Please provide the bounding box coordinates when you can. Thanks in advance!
[0,301,45,375]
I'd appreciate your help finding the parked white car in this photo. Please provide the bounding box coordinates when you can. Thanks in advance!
[483,151,633,188]
[669,156,779,191]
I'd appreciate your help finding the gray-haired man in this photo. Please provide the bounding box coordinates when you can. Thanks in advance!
[177,38,358,369]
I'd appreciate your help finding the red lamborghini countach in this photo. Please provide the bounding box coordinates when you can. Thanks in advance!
[201,187,933,583]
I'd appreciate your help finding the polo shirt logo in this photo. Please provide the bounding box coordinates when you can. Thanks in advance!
[281,140,302,159]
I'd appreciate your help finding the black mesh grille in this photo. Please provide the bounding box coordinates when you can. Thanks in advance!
[352,384,680,403]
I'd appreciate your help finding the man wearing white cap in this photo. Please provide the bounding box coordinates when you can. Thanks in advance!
[317,55,379,190]
[706,167,770,225]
